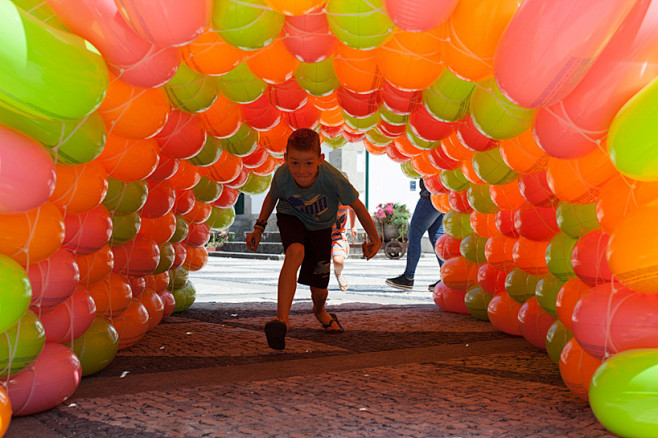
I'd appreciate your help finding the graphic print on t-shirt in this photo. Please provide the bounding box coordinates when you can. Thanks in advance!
[287,194,328,217]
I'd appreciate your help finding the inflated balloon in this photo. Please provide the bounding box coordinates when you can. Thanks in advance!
[573,282,658,359]
[146,272,170,294]
[470,79,535,140]
[459,234,487,264]
[26,249,78,311]
[240,93,282,132]
[434,233,462,262]
[365,128,393,148]
[0,201,65,265]
[212,0,285,50]
[595,174,658,234]
[217,62,268,105]
[440,168,470,192]
[76,245,114,287]
[111,235,160,277]
[464,285,493,321]
[589,348,658,438]
[283,9,336,63]
[199,92,242,139]
[0,254,32,334]
[97,134,159,182]
[409,105,453,142]
[173,189,196,216]
[535,275,566,317]
[115,0,211,47]
[149,155,179,182]
[607,205,658,294]
[184,222,212,248]
[517,296,556,350]
[545,320,573,366]
[498,129,548,175]
[182,200,213,224]
[432,282,468,314]
[363,138,387,155]
[71,317,119,376]
[110,212,141,245]
[183,245,209,272]
[189,137,223,168]
[242,146,270,169]
[182,28,245,76]
[423,68,475,122]
[383,82,421,116]
[295,58,340,97]
[155,110,207,160]
[380,105,408,127]
[555,277,591,331]
[442,210,473,240]
[555,202,599,239]
[343,111,380,132]
[559,337,602,401]
[447,190,471,214]
[494,0,636,108]
[0,125,56,215]
[152,242,175,275]
[225,166,249,190]
[111,298,150,350]
[460,159,485,185]
[164,63,218,114]
[472,147,518,185]
[110,45,181,89]
[128,276,146,299]
[63,205,112,257]
[439,256,479,291]
[333,43,382,94]
[140,288,164,330]
[512,237,549,276]
[192,177,223,204]
[546,147,617,205]
[265,0,326,16]
[39,285,96,344]
[103,178,148,215]
[401,161,423,179]
[378,119,406,138]
[0,385,9,436]
[484,234,517,272]
[271,78,309,113]
[159,290,177,319]
[466,184,497,214]
[513,203,559,242]
[384,0,456,32]
[469,211,499,238]
[477,263,507,295]
[487,292,522,336]
[494,209,517,238]
[326,0,393,50]
[518,172,556,207]
[545,233,577,282]
[571,229,612,287]
[5,343,81,416]
[251,155,280,176]
[11,0,67,31]
[504,268,541,304]
[489,182,524,211]
[337,87,380,119]
[87,272,133,318]
[172,281,197,312]
[205,206,236,231]
[50,162,109,215]
[240,173,274,196]
[170,242,188,269]
[0,1,108,120]
[0,310,45,377]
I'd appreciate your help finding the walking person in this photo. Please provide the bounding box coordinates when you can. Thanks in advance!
[332,203,357,291]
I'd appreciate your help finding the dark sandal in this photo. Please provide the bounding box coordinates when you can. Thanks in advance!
[322,313,345,334]
[265,320,287,350]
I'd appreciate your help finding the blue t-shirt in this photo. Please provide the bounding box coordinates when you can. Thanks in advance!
[269,162,359,230]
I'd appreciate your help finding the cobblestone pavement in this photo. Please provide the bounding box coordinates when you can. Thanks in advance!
[5,257,616,438]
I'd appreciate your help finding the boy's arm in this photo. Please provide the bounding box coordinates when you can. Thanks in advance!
[246,192,277,252]
[349,199,381,260]
[348,207,357,239]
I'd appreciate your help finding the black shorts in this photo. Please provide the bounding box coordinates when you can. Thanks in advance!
[277,213,332,289]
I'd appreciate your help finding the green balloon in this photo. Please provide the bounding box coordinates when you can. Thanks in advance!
[440,168,471,192]
[217,62,267,104]
[220,123,259,157]
[189,136,223,167]
[400,161,421,179]
[545,232,577,281]
[0,310,45,377]
[545,320,573,366]
[0,254,32,334]
[470,79,535,140]
[152,242,176,275]
[343,111,380,131]
[608,76,658,181]
[295,58,340,97]
[459,234,488,264]
[0,106,106,165]
[556,202,600,238]
[423,69,475,122]
[240,173,272,195]
[590,349,658,438]
[168,266,189,290]
[0,1,108,120]
[535,275,565,317]
[366,127,393,147]
[173,281,196,313]
[442,210,473,239]
[464,285,493,321]
[11,0,69,32]
[165,62,218,113]
[379,106,408,126]
[193,177,223,203]
[170,216,190,243]
[505,268,541,303]
[110,212,141,245]
[472,147,518,185]
[212,0,284,50]
[103,178,148,215]
[323,134,348,150]
[326,0,393,50]
[467,184,497,214]
[71,317,119,376]
[206,206,236,230]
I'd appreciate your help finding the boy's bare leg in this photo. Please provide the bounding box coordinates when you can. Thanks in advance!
[310,286,341,330]
[333,255,345,276]
[277,243,304,327]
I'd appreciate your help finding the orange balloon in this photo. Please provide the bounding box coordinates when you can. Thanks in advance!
[487,292,522,336]
[484,233,516,271]
[183,200,213,224]
[513,237,550,275]
[145,271,170,293]
[470,211,499,238]
[199,92,243,139]
[461,159,484,184]
[49,161,108,215]
[96,133,159,182]
[76,245,114,286]
[0,202,64,265]
[333,43,383,93]
[183,245,208,271]
[137,212,177,245]
[441,132,474,161]
[489,181,525,210]
[111,299,149,350]
[559,338,602,401]
[259,120,293,156]
[309,90,339,111]
[98,75,170,139]
[440,256,480,291]
[251,154,280,176]
[377,29,443,90]
[319,105,344,127]
[364,138,388,155]
[555,277,591,331]
[394,135,423,157]
[430,193,451,213]
[411,151,441,176]
[596,174,658,234]
[246,37,299,84]
[87,272,132,318]
[205,150,243,183]
[140,287,164,330]
[167,161,201,191]
[499,129,549,175]
[182,28,246,76]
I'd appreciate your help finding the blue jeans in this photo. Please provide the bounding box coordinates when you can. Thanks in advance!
[403,196,444,280]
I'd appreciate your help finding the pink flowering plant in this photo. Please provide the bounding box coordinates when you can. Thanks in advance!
[373,202,410,238]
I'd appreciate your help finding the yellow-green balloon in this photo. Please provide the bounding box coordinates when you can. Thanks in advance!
[0,310,45,377]
[206,206,236,230]
[442,210,473,239]
[189,136,223,167]
[295,58,340,97]
[545,320,572,366]
[470,79,535,140]
[240,173,272,195]
[440,168,471,192]
[423,69,475,122]
[103,178,148,215]
[343,111,380,131]
[467,184,497,214]
[173,281,196,313]
[505,268,540,303]
[400,161,421,179]
[212,0,284,50]
[459,234,487,264]
[555,202,599,239]
[0,254,32,334]
[165,62,218,114]
[326,0,393,50]
[217,62,267,104]
[71,317,119,376]
[535,275,565,317]
[545,232,577,281]
[472,147,518,185]
[110,212,142,245]
[464,285,493,321]
[220,123,259,157]
[168,266,189,290]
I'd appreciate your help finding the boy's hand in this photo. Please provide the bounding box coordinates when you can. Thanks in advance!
[361,238,381,260]
[246,230,262,252]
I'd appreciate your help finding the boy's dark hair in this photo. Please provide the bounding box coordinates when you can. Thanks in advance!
[287,128,321,155]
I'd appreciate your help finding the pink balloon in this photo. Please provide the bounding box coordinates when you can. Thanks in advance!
[336,86,381,118]
[112,235,160,277]
[533,0,658,158]
[158,290,176,319]
[109,45,181,89]
[241,92,282,131]
[409,105,454,142]
[380,81,421,115]
[5,343,81,416]
[63,205,113,255]
[477,263,507,295]
[455,116,498,152]
[518,171,557,207]
[155,109,207,159]
[572,282,658,359]
[149,154,180,181]
[514,203,559,242]
[271,78,309,112]
[384,0,458,32]
[494,0,637,108]
[115,0,212,47]
[27,249,80,309]
[38,286,96,343]
[0,126,56,214]
[517,296,556,349]
[283,8,337,63]
[432,282,469,314]
[571,229,612,286]
[284,101,321,131]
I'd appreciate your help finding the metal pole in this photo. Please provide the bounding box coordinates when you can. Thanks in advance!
[365,150,370,211]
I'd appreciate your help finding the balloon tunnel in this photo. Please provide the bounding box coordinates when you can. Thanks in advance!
[1,0,658,436]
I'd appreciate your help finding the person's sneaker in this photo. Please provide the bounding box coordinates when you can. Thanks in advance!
[428,280,442,292]
[386,274,414,291]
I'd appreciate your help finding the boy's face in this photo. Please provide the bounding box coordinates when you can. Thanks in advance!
[285,148,324,188]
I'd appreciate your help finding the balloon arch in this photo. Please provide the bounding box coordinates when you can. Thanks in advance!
[1,0,658,436]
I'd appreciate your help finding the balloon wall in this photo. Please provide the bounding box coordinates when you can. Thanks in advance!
[1,0,658,436]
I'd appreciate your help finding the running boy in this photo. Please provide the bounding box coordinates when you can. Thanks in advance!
[246,128,381,350]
